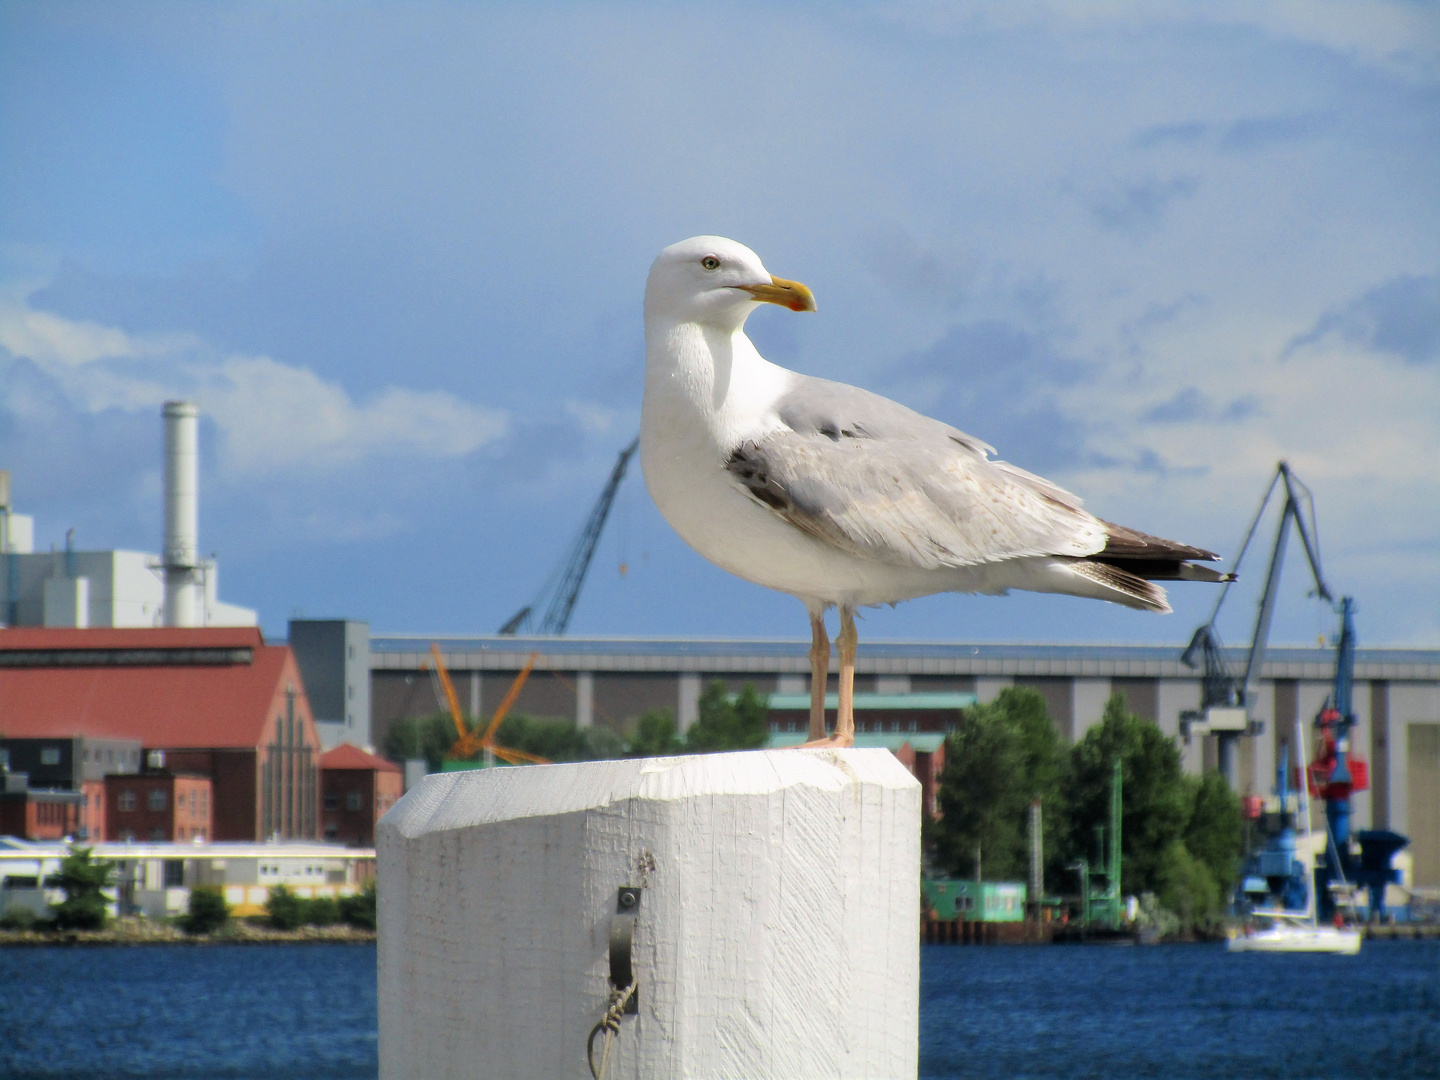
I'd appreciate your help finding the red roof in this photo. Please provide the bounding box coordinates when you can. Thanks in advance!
[0,626,263,650]
[0,626,306,749]
[320,744,401,773]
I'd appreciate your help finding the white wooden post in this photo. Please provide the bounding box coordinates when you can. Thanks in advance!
[378,748,920,1079]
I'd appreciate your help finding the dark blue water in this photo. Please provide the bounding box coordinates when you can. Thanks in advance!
[0,944,378,1080]
[0,941,1436,1078]
[921,941,1440,1080]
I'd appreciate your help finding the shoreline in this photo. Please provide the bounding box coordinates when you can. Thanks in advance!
[0,917,375,947]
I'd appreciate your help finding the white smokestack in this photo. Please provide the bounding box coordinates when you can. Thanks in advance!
[162,401,201,627]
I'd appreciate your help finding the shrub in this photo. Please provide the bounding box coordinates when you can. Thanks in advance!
[1157,840,1225,934]
[0,905,36,931]
[183,886,230,935]
[265,885,304,930]
[684,682,769,753]
[627,709,682,757]
[339,882,377,930]
[304,896,340,926]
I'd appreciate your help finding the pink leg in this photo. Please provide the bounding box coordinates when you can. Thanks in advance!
[835,606,857,746]
[808,611,830,741]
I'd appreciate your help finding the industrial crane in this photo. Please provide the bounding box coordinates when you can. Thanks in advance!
[1180,462,1329,787]
[1306,600,1409,920]
[428,643,548,766]
[499,437,640,637]
[1187,464,1407,920]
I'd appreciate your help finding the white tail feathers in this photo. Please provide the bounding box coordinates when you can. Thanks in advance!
[1068,560,1172,613]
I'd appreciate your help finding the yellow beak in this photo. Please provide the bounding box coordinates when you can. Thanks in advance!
[737,276,817,312]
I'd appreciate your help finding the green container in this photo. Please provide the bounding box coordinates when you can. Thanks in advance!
[923,879,1027,922]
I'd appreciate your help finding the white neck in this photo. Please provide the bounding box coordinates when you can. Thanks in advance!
[643,318,794,448]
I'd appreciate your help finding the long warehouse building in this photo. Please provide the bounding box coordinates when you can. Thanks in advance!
[368,634,1440,887]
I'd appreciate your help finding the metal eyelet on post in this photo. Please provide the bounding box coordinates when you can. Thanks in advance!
[609,886,641,1013]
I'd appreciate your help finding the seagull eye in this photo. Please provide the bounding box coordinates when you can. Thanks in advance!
[701,256,721,271]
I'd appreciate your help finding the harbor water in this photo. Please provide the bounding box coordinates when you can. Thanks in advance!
[1,940,1436,1078]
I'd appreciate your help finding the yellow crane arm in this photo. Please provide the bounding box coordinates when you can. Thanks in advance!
[432,646,547,765]
[430,643,469,741]
[481,652,537,744]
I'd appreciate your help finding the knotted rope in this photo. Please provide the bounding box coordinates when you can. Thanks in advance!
[586,981,636,1080]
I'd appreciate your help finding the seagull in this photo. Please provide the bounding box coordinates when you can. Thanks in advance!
[640,236,1229,747]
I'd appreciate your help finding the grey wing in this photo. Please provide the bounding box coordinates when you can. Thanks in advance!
[726,375,1107,570]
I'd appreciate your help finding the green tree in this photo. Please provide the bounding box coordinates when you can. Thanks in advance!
[1157,840,1224,932]
[339,882,377,930]
[266,885,304,930]
[684,682,769,753]
[932,687,1066,883]
[627,708,683,757]
[48,845,114,930]
[183,885,230,935]
[382,712,457,772]
[1062,693,1189,896]
[494,713,625,762]
[1182,771,1244,896]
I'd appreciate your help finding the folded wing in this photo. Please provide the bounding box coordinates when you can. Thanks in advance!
[726,375,1225,585]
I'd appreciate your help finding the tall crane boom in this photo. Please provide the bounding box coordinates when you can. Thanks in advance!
[1180,462,1329,786]
[499,437,639,637]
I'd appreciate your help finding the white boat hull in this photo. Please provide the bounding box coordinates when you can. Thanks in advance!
[1227,925,1362,954]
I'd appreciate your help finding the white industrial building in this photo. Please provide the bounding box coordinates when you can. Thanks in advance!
[0,402,256,629]
[0,838,374,920]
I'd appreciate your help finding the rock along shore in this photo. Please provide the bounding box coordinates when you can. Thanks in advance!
[0,917,376,947]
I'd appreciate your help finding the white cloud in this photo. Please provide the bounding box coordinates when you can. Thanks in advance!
[0,299,508,476]
[886,1,1440,80]
[562,399,623,438]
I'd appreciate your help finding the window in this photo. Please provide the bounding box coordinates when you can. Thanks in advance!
[324,794,339,811]
[148,789,167,812]
[200,791,208,814]
[118,790,137,812]
[150,827,166,841]
[40,747,61,765]
[163,861,184,887]
[346,791,362,812]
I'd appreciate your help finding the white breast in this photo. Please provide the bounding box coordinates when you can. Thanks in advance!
[640,322,960,606]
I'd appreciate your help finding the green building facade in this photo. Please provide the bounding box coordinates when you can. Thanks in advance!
[923,879,1027,923]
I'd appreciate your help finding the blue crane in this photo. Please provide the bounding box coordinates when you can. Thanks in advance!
[1180,462,1328,787]
[1309,597,1408,920]
[498,437,640,637]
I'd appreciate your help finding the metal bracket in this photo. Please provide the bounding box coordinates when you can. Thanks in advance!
[609,886,642,1014]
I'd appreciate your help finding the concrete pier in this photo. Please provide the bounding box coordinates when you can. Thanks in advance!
[377,748,920,1079]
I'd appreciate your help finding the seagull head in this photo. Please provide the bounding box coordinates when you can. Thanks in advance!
[645,235,816,330]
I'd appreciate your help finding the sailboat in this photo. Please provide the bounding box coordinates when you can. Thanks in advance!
[1228,721,1362,955]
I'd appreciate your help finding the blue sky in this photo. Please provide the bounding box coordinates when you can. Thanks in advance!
[1,2,1437,648]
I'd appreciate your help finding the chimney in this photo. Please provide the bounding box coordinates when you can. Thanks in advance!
[162,401,201,627]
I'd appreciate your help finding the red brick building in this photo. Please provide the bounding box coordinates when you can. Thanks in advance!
[0,736,142,841]
[104,765,213,842]
[0,627,322,841]
[0,781,82,840]
[319,744,402,846]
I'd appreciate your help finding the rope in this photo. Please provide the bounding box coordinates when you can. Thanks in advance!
[586,981,636,1080]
